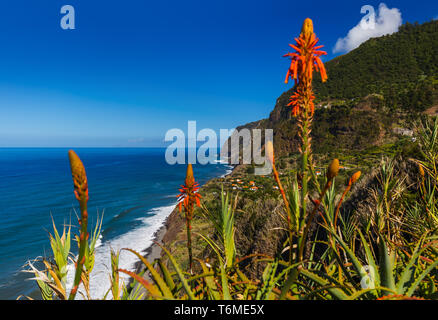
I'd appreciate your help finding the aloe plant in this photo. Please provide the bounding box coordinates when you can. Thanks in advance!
[22,18,438,301]
[25,220,71,300]
[305,227,438,299]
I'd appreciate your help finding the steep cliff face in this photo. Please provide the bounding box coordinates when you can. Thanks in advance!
[220,119,267,163]
[220,89,298,161]
[223,90,393,161]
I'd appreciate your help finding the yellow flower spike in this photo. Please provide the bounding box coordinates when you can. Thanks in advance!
[68,150,89,203]
[350,171,361,184]
[418,164,425,178]
[327,159,340,181]
[301,18,314,39]
[185,163,195,188]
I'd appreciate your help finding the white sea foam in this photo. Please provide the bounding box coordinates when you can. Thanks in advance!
[215,159,229,164]
[66,204,176,300]
[220,165,234,178]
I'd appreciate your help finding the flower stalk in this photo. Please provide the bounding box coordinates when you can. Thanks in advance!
[333,171,361,229]
[67,150,89,300]
[266,141,294,262]
[280,18,328,300]
[267,141,290,215]
[298,159,339,261]
[284,18,327,259]
[177,164,202,273]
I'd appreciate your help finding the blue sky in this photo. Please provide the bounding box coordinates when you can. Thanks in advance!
[0,0,436,147]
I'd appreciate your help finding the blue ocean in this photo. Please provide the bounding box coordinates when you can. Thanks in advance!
[0,148,231,300]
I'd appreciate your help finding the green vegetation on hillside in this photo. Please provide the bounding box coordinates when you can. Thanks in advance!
[313,20,438,112]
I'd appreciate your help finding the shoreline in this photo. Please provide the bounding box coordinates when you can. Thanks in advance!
[127,204,184,293]
[128,164,236,295]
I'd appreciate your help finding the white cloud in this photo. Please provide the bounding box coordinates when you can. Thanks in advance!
[333,3,402,54]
